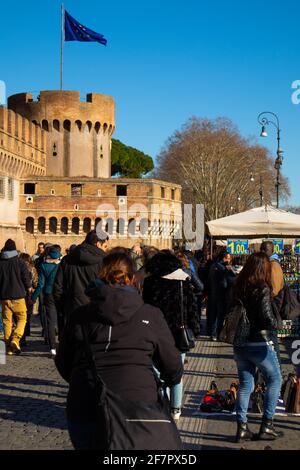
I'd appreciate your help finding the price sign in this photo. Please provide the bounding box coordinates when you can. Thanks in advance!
[270,239,284,255]
[227,239,249,255]
[294,240,300,255]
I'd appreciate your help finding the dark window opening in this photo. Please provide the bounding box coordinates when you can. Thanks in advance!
[25,217,34,234]
[24,183,35,195]
[171,189,175,200]
[161,187,165,199]
[116,185,127,197]
[71,184,82,197]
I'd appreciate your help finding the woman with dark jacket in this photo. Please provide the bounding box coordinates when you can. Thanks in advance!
[232,252,283,443]
[55,252,183,450]
[32,246,62,357]
[142,250,200,420]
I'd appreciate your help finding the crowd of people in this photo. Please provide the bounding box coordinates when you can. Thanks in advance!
[0,232,286,448]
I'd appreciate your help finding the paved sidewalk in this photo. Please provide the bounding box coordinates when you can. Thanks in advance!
[180,336,300,450]
[0,315,299,450]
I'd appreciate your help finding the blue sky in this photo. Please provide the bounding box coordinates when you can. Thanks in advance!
[1,0,300,205]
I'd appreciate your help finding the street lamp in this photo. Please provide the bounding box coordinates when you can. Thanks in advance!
[258,111,284,208]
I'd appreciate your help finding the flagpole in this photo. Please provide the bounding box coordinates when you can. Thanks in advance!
[60,3,65,90]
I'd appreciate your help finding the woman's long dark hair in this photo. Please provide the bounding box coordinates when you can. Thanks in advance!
[233,252,272,299]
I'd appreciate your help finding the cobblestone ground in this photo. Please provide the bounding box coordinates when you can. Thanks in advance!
[0,316,72,450]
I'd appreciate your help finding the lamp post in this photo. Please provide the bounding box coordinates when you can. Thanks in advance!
[258,111,283,208]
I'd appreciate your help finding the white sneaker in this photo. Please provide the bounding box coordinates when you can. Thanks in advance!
[50,349,56,357]
[171,408,181,420]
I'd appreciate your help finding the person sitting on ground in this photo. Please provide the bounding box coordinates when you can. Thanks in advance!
[231,252,283,443]
[55,252,183,450]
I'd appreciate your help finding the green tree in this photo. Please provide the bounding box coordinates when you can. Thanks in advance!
[111,139,154,178]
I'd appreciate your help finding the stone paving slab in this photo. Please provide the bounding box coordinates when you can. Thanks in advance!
[185,339,300,450]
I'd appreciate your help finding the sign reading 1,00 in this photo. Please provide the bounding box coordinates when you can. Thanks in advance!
[227,239,249,255]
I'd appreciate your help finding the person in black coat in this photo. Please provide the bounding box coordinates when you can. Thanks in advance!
[53,230,109,329]
[142,250,199,420]
[0,239,32,354]
[55,252,183,450]
[206,250,236,341]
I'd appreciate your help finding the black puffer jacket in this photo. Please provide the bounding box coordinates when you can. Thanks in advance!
[53,243,105,319]
[142,252,201,342]
[0,251,31,300]
[55,281,183,423]
[241,283,278,342]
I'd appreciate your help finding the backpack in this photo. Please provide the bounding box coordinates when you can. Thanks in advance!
[282,373,300,413]
[279,285,300,320]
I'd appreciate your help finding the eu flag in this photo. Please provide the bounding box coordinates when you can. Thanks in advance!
[64,10,107,45]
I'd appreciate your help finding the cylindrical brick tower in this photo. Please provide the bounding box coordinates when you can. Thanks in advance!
[8,90,115,178]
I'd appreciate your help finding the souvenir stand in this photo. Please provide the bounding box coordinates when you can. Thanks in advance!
[207,205,300,338]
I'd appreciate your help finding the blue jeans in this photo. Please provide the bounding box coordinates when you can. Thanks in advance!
[234,341,282,423]
[68,420,99,450]
[170,353,186,409]
[153,353,185,410]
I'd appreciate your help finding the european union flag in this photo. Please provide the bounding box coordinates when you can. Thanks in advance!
[64,10,107,46]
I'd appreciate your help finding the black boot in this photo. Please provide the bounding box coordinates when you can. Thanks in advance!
[235,422,253,443]
[257,416,284,440]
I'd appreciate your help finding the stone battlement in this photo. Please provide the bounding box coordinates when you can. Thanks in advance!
[8,91,115,132]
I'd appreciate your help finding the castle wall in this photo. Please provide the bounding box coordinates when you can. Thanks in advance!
[19,177,182,254]
[8,91,115,178]
[0,106,46,249]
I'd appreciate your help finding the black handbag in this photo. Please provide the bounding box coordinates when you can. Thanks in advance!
[80,324,182,450]
[219,299,250,347]
[174,281,195,352]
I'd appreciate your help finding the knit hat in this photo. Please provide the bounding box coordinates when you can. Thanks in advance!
[3,239,16,252]
[49,248,61,259]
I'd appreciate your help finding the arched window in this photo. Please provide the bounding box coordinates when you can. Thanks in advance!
[49,217,57,234]
[60,217,68,234]
[95,122,101,134]
[104,217,114,235]
[116,218,126,236]
[71,217,80,234]
[95,217,102,230]
[25,217,34,234]
[103,123,108,133]
[53,119,60,132]
[42,120,49,131]
[139,218,149,237]
[63,120,71,132]
[37,217,46,234]
[128,218,136,237]
[85,121,92,132]
[75,120,82,131]
[83,217,91,234]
